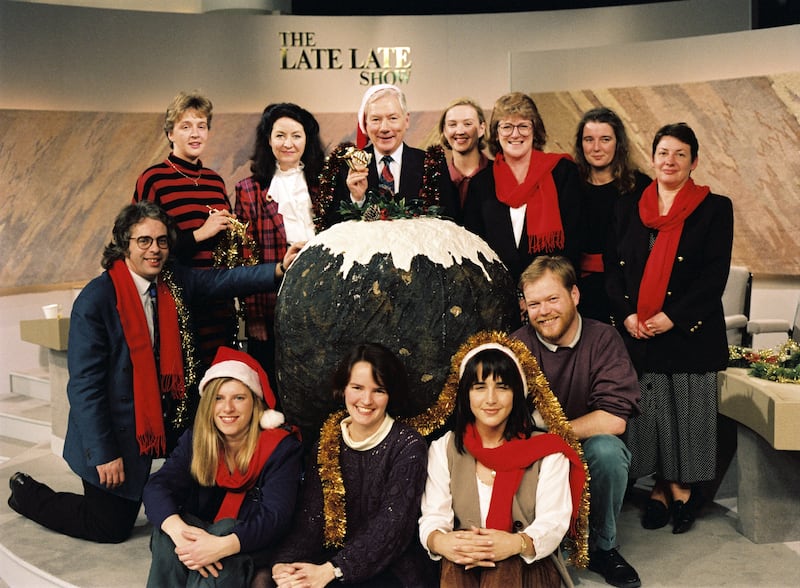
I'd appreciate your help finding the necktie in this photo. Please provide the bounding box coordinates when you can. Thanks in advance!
[379,155,395,194]
[148,281,159,365]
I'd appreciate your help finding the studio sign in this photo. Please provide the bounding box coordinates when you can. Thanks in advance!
[279,32,412,85]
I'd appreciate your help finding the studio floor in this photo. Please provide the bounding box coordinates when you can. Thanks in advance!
[1,438,799,588]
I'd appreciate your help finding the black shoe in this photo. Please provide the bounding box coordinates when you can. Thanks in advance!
[672,491,703,534]
[641,498,671,530]
[588,548,642,588]
[8,472,37,515]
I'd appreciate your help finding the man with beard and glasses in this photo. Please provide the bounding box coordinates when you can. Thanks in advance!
[512,255,642,588]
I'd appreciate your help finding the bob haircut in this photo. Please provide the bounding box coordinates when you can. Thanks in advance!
[453,348,533,454]
[652,122,699,162]
[518,255,577,293]
[190,377,266,486]
[163,90,213,141]
[487,92,547,156]
[101,201,176,269]
[249,102,325,192]
[573,107,639,193]
[331,342,412,418]
[438,97,487,151]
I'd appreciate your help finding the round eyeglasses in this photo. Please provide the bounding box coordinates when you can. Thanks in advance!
[497,122,533,137]
[130,236,169,250]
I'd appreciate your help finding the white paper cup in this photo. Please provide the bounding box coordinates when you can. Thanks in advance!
[42,304,60,319]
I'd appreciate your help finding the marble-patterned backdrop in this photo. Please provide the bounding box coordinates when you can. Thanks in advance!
[1,73,798,293]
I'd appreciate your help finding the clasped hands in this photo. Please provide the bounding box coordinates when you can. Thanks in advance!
[272,561,335,588]
[625,311,674,339]
[162,513,239,580]
[432,526,524,570]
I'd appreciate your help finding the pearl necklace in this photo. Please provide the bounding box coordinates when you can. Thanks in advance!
[167,159,202,186]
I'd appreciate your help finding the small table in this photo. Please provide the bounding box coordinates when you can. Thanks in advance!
[718,368,800,543]
[19,318,70,447]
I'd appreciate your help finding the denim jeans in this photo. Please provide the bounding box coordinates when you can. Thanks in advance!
[582,434,631,552]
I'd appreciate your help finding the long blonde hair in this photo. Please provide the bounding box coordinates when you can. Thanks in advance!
[190,377,266,486]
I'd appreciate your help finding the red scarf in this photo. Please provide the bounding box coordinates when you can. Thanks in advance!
[637,178,709,321]
[214,427,294,522]
[462,423,586,536]
[109,260,185,457]
[493,151,572,254]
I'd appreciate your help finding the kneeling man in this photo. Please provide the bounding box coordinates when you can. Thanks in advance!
[513,255,641,588]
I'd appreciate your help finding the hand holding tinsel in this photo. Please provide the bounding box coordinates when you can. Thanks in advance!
[212,214,259,269]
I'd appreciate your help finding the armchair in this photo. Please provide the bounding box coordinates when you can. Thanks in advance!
[722,266,752,346]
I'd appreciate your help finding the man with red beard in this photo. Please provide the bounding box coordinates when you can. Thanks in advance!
[512,255,642,588]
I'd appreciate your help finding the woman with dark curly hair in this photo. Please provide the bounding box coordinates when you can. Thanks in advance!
[234,103,325,377]
[573,107,650,323]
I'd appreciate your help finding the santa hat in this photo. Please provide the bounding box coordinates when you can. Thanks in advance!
[356,83,404,148]
[199,347,285,429]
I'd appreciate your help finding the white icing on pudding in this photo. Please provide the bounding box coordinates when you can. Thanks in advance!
[300,218,501,280]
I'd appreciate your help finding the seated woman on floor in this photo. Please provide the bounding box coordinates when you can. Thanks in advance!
[256,342,435,588]
[143,347,303,587]
[419,333,588,587]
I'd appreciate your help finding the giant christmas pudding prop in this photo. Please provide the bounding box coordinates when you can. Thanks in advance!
[274,217,519,438]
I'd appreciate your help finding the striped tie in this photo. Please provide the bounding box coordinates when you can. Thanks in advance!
[148,281,159,365]
[379,155,395,194]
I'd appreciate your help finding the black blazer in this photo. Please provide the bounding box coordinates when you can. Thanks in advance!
[328,143,459,226]
[604,191,734,374]
[462,158,582,283]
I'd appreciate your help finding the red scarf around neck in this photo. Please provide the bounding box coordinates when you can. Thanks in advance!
[493,151,572,254]
[214,427,295,521]
[462,423,585,536]
[637,178,709,321]
[109,260,185,457]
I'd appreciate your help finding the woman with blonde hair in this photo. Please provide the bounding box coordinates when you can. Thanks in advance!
[439,97,489,207]
[143,347,303,587]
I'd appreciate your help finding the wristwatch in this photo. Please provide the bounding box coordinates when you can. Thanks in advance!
[332,564,344,581]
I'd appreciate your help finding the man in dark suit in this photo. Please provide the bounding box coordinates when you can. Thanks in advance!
[7,201,301,543]
[329,84,458,224]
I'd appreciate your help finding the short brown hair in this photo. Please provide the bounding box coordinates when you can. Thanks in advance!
[163,90,213,139]
[487,92,547,155]
[518,255,576,292]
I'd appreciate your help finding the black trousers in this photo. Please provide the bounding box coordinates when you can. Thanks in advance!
[12,476,141,543]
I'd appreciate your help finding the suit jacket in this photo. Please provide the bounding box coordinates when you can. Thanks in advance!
[604,191,734,374]
[328,143,459,226]
[63,261,280,502]
[463,158,582,282]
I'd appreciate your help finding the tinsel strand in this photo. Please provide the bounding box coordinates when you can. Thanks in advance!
[160,267,199,431]
[319,410,349,548]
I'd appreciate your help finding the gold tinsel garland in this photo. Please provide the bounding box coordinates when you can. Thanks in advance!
[317,330,590,567]
[211,217,260,344]
[159,267,200,432]
[318,409,349,548]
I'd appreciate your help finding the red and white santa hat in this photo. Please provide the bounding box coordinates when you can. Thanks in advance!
[199,346,284,429]
[356,83,404,148]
